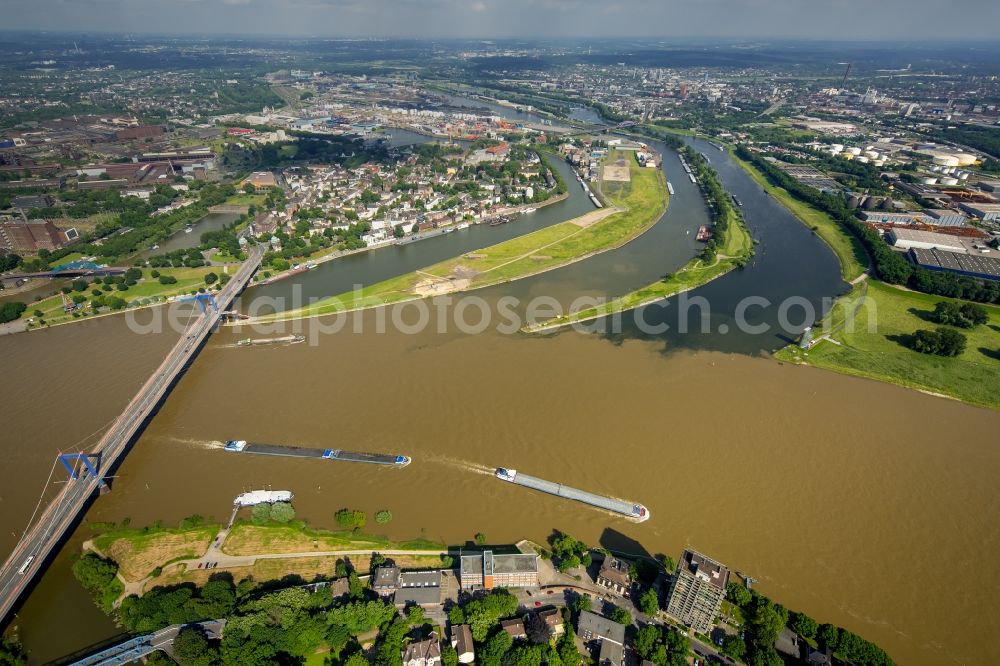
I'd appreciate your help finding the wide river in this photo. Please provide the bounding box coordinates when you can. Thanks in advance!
[0,133,997,666]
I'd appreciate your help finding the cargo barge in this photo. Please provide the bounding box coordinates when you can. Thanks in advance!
[224,440,410,466]
[236,335,305,347]
[495,467,649,522]
[667,182,674,195]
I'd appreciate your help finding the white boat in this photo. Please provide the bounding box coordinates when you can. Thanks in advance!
[233,489,293,507]
[456,222,470,230]
[522,207,537,214]
[184,227,193,233]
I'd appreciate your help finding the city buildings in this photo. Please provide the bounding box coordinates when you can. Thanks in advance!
[664,549,729,634]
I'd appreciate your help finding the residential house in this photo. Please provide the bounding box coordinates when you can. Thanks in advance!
[450,624,475,664]
[538,608,564,636]
[596,556,632,596]
[501,618,526,641]
[402,634,442,666]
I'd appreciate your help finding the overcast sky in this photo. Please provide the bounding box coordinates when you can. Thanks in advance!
[5,0,1000,41]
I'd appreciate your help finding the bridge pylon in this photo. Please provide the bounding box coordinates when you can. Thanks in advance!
[58,452,106,489]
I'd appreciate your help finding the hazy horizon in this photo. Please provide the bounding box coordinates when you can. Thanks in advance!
[5,0,1000,41]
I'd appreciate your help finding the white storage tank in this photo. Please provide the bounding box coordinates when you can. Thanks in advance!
[857,156,870,163]
[933,154,960,167]
[941,176,959,186]
[831,144,844,153]
[847,146,862,156]
[921,177,939,185]
[873,159,886,167]
[958,171,969,180]
[956,153,977,166]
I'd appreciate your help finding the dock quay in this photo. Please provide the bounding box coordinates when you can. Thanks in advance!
[223,440,411,466]
[495,467,649,521]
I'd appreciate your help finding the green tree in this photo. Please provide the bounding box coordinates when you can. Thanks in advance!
[204,272,219,285]
[790,611,818,639]
[638,588,659,616]
[71,553,118,592]
[0,302,26,324]
[633,624,661,660]
[474,532,487,545]
[0,637,27,666]
[173,626,218,666]
[571,595,592,615]
[721,635,746,660]
[479,630,513,666]
[336,508,367,530]
[609,607,632,625]
[726,581,752,607]
[251,503,272,524]
[932,300,988,328]
[269,501,295,523]
[910,327,967,356]
[375,510,392,524]
[556,618,582,666]
[464,589,519,641]
[817,624,840,651]
[441,645,459,666]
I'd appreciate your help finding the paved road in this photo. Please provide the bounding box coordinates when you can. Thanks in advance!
[0,248,263,626]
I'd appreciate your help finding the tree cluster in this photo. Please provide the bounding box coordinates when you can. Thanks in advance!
[908,327,967,356]
[335,508,367,530]
[548,531,591,573]
[632,623,689,666]
[930,301,988,329]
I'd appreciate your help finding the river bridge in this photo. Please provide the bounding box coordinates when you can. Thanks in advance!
[0,247,263,626]
[66,620,226,666]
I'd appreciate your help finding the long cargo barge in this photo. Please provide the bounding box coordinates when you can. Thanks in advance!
[667,182,675,195]
[224,440,410,466]
[236,335,305,346]
[495,467,649,522]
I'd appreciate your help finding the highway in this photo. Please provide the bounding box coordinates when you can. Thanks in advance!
[0,247,263,627]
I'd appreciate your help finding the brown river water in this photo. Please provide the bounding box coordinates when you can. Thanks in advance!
[1,138,997,665]
[1,311,998,666]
